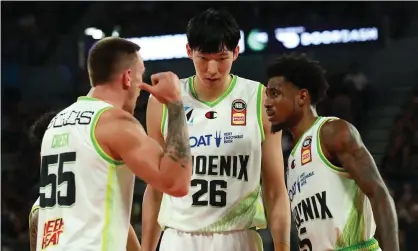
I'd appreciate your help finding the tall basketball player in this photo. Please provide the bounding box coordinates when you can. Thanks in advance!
[141,9,290,251]
[35,37,192,250]
[28,112,142,251]
[264,53,399,251]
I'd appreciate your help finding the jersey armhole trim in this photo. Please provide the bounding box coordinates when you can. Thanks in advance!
[91,107,125,166]
[29,205,39,218]
[29,205,39,226]
[316,118,350,176]
[30,205,40,213]
[290,116,322,156]
[161,104,167,135]
[256,83,265,141]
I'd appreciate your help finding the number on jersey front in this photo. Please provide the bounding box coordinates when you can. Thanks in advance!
[298,227,313,251]
[40,152,76,208]
[191,179,227,207]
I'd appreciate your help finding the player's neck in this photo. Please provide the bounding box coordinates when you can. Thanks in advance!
[289,106,318,143]
[193,75,232,103]
[88,86,124,109]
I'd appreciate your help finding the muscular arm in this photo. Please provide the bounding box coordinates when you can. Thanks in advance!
[164,101,190,168]
[97,103,192,197]
[127,224,142,251]
[260,89,291,251]
[320,119,399,251]
[141,96,165,251]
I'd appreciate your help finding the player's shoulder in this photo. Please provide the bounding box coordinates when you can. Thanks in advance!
[56,104,74,116]
[319,117,360,150]
[320,117,353,136]
[99,107,136,124]
[179,77,190,85]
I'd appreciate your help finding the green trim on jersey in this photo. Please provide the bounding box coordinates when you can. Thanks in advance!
[290,116,322,156]
[101,164,117,251]
[78,96,100,102]
[30,204,40,215]
[336,237,380,251]
[161,104,167,134]
[316,118,348,173]
[256,84,265,141]
[91,107,125,166]
[335,185,368,249]
[188,75,238,108]
[29,205,39,226]
[198,185,266,232]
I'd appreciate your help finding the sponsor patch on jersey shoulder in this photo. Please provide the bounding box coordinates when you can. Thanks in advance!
[231,99,246,126]
[301,136,312,165]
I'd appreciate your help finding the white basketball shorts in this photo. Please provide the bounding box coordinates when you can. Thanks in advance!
[159,228,264,251]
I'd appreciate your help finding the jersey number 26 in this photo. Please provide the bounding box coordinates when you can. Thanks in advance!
[191,179,227,207]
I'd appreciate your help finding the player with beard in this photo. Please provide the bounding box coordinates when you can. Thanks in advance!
[264,53,399,251]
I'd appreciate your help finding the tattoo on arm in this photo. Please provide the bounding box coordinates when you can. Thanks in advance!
[29,209,39,251]
[322,119,399,251]
[165,101,191,168]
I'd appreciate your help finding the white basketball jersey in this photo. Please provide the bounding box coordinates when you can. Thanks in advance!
[36,97,135,251]
[158,75,267,232]
[287,116,380,251]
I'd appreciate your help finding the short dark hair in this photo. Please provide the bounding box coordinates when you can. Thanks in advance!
[186,8,240,53]
[87,37,140,86]
[29,111,58,150]
[267,53,329,105]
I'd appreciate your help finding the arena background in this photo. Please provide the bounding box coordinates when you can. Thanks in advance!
[2,2,418,250]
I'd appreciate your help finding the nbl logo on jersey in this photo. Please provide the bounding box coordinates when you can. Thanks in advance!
[231,99,247,126]
[301,136,312,165]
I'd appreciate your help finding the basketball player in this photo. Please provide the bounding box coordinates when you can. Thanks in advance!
[264,53,399,251]
[141,9,290,251]
[28,111,141,251]
[35,37,192,250]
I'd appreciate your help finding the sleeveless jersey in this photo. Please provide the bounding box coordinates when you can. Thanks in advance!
[36,96,135,251]
[158,75,267,232]
[287,116,380,251]
[30,198,40,225]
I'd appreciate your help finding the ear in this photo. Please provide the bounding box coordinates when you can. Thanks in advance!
[232,46,240,61]
[186,44,193,59]
[298,89,309,106]
[122,69,132,90]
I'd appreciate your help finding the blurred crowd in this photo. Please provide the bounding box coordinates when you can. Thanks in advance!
[2,2,418,251]
[383,88,418,251]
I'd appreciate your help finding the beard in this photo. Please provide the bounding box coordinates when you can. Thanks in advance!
[271,122,286,133]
